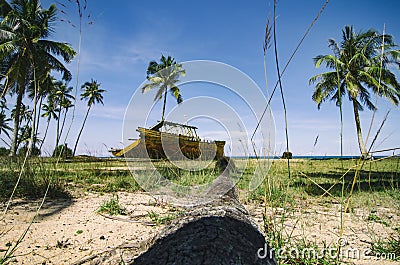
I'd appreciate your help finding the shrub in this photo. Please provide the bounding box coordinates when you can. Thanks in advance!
[52,144,73,158]
[17,146,41,156]
[0,147,9,156]
[282,151,293,159]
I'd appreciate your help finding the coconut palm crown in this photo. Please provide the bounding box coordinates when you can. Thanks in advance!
[309,25,400,157]
[141,55,185,121]
[72,79,105,156]
[0,0,76,156]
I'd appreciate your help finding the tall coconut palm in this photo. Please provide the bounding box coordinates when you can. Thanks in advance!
[0,86,6,109]
[39,97,57,150]
[72,79,105,156]
[58,96,73,143]
[53,80,74,148]
[17,123,42,156]
[0,0,76,156]
[0,85,10,146]
[141,55,185,121]
[0,110,12,140]
[27,72,55,146]
[11,103,32,150]
[309,26,400,157]
[0,91,10,136]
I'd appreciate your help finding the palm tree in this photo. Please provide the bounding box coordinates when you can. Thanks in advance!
[0,88,11,141]
[17,124,42,156]
[53,80,74,148]
[58,96,73,143]
[141,55,185,121]
[0,0,76,156]
[11,103,32,150]
[72,79,105,156]
[27,73,56,147]
[0,110,12,142]
[39,96,57,150]
[0,86,6,109]
[309,26,400,157]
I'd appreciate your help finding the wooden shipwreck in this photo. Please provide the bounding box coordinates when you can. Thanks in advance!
[110,121,225,160]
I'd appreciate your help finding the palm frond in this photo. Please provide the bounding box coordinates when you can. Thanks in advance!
[141,83,158,94]
[170,86,183,104]
[37,39,76,62]
[141,55,185,108]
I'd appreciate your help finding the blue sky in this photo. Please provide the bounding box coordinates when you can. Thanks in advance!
[20,0,400,156]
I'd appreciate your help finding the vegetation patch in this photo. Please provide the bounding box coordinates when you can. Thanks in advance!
[97,195,126,216]
[147,211,178,225]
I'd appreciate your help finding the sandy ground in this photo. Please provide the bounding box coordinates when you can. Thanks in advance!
[1,192,167,264]
[1,191,399,265]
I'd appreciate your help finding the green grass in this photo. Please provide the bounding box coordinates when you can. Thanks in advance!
[147,211,178,225]
[0,156,142,200]
[1,156,399,206]
[97,195,126,216]
[153,159,219,186]
[246,158,400,207]
[0,157,70,200]
[370,227,400,261]
[1,155,399,265]
[239,157,400,265]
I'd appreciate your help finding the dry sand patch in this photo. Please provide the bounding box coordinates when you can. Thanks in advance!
[1,192,399,264]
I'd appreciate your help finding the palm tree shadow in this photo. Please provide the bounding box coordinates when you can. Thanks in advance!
[0,169,73,218]
[2,196,73,220]
[36,198,74,219]
[293,170,400,196]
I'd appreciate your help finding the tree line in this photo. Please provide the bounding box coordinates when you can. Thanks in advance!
[0,0,105,157]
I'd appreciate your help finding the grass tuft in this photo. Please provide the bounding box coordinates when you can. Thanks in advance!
[147,211,177,225]
[370,227,400,261]
[97,195,126,216]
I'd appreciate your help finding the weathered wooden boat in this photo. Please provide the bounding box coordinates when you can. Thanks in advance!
[110,121,225,160]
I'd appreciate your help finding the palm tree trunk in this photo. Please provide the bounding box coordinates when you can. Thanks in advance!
[161,87,167,121]
[40,118,51,151]
[59,108,68,142]
[55,108,61,148]
[34,95,43,146]
[352,99,368,157]
[40,119,50,151]
[28,76,39,157]
[16,125,27,150]
[73,106,91,156]
[10,89,23,156]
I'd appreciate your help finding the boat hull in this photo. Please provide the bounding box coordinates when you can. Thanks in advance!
[113,128,225,160]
